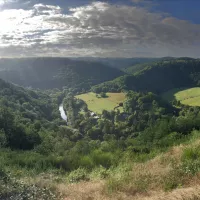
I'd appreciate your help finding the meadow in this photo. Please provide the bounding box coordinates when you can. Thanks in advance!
[75,92,126,114]
[162,87,200,107]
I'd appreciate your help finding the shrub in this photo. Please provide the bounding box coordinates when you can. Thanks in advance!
[90,150,113,168]
[79,156,94,169]
[67,168,89,183]
[0,151,57,173]
[105,163,132,193]
[89,166,108,179]
[182,146,200,161]
[181,145,200,175]
[181,160,200,175]
[56,153,81,171]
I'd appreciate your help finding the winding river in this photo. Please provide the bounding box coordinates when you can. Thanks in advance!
[59,104,68,123]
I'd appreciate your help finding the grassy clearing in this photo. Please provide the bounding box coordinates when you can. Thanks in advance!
[75,92,126,114]
[162,87,200,106]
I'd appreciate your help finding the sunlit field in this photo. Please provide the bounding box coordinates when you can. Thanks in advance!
[75,92,126,114]
[162,87,200,106]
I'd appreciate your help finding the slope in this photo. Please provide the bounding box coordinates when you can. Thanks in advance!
[0,78,57,121]
[124,57,175,74]
[0,78,61,149]
[0,57,125,91]
[55,130,200,200]
[72,57,161,69]
[92,58,200,94]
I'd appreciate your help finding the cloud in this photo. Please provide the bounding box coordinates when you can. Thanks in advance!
[0,0,18,6]
[131,0,144,3]
[0,1,200,57]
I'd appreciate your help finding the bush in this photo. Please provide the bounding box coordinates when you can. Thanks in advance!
[182,146,200,161]
[90,150,113,168]
[67,168,89,183]
[181,145,200,175]
[105,163,132,193]
[79,156,94,169]
[100,92,107,98]
[181,160,200,175]
[0,151,57,173]
[89,166,108,179]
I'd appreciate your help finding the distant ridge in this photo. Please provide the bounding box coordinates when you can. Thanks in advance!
[0,57,125,91]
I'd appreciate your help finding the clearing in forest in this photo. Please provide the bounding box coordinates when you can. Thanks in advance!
[162,87,200,106]
[75,92,126,114]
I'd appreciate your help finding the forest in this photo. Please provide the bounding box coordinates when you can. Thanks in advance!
[92,58,200,94]
[0,58,124,92]
[1,57,200,199]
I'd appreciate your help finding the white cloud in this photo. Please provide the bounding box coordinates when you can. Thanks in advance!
[0,1,200,57]
[0,0,17,6]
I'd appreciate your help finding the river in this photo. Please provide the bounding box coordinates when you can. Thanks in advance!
[59,104,68,123]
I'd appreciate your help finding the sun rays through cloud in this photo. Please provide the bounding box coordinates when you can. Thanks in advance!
[0,0,199,57]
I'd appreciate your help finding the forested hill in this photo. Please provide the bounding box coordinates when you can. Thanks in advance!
[0,77,63,151]
[124,57,175,74]
[92,58,200,94]
[0,57,124,91]
[71,57,161,69]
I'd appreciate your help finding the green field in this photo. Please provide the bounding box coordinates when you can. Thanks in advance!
[162,87,200,106]
[76,92,126,114]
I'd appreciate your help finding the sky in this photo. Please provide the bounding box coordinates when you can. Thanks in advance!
[0,0,200,58]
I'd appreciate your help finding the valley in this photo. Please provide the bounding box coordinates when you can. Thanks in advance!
[0,0,198,198]
[0,58,124,91]
[1,57,200,200]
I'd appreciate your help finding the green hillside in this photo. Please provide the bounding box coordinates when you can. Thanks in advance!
[73,57,161,69]
[0,78,62,150]
[0,58,124,92]
[124,57,175,74]
[124,62,152,74]
[92,58,200,94]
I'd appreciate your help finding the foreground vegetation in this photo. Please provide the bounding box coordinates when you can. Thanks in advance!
[60,130,200,200]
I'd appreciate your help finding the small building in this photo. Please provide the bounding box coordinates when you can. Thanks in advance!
[90,111,100,119]
[90,112,96,117]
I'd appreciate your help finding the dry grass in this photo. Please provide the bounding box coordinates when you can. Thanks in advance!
[21,137,200,200]
[59,181,106,200]
[53,140,200,200]
[141,186,200,200]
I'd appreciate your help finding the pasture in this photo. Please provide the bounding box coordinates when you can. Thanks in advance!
[75,92,126,114]
[162,87,200,106]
